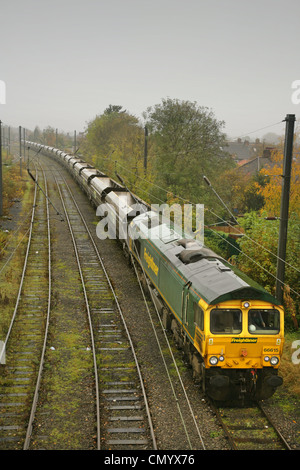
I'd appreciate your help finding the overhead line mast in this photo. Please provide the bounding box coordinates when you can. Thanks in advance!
[275,114,296,304]
[0,120,2,216]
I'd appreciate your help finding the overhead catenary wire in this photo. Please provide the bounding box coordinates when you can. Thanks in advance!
[208,225,299,297]
[27,169,64,222]
[112,163,299,297]
[203,205,300,274]
[114,160,300,276]
[231,120,284,141]
[131,177,299,297]
[129,175,299,283]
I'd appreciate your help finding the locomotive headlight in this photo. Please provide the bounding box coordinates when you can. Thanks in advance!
[243,301,250,308]
[270,356,279,366]
[209,356,218,366]
[264,356,270,362]
[219,355,225,362]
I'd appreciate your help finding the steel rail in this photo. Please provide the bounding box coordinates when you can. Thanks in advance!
[210,399,292,451]
[23,163,52,450]
[54,173,102,450]
[258,401,292,451]
[0,161,51,449]
[209,401,238,450]
[55,171,157,450]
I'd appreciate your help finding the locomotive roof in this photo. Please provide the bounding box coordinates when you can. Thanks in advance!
[132,212,280,307]
[168,244,279,306]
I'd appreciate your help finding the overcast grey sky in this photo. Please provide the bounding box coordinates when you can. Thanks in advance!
[1,0,299,140]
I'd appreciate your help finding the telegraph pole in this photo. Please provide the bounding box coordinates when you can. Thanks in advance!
[0,120,3,216]
[23,127,26,159]
[275,114,296,304]
[8,126,10,155]
[144,126,148,172]
[19,125,22,176]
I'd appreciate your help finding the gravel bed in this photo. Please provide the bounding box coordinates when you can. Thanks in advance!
[261,389,300,450]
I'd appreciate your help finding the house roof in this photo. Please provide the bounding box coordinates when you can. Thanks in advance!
[226,141,255,161]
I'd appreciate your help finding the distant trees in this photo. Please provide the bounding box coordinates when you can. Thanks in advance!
[82,106,147,191]
[84,106,142,162]
[27,126,73,149]
[104,105,125,115]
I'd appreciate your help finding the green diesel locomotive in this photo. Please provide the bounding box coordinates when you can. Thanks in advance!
[128,211,284,403]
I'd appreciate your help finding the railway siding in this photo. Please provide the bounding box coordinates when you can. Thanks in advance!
[0,168,50,449]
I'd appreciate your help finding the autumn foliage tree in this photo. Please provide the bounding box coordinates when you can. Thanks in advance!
[232,145,300,329]
[258,148,300,218]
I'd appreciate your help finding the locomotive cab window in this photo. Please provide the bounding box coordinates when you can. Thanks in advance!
[194,303,204,330]
[210,309,242,334]
[248,309,280,335]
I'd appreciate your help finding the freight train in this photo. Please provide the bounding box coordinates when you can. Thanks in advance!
[26,141,284,404]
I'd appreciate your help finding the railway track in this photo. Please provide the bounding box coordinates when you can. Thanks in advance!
[130,252,206,450]
[52,169,157,450]
[0,165,51,450]
[2,147,293,451]
[211,400,292,450]
[30,153,209,451]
